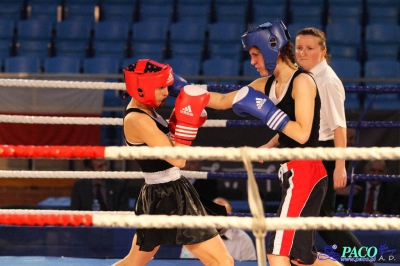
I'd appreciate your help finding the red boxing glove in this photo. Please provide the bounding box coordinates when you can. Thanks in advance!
[171,85,210,145]
[169,108,207,145]
[168,109,177,141]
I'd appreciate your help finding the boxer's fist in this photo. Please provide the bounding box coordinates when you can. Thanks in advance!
[169,108,207,145]
[232,86,289,132]
[168,109,177,141]
[168,73,189,97]
[171,85,210,145]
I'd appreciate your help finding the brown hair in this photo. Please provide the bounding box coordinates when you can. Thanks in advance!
[296,27,331,63]
[279,41,296,65]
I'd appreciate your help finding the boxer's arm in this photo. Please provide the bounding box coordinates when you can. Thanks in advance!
[124,111,187,168]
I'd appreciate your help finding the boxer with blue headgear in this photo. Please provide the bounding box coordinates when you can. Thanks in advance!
[241,20,291,75]
[206,20,337,266]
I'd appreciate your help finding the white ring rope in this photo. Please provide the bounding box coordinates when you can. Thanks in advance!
[0,170,208,179]
[103,146,400,161]
[0,79,125,90]
[2,78,399,266]
[0,209,399,231]
[0,114,230,127]
[0,114,123,125]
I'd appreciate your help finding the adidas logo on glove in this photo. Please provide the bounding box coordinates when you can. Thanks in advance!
[256,98,266,109]
[180,105,193,116]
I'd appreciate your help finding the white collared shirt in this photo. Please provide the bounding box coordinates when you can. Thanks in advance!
[309,60,347,141]
[180,228,257,261]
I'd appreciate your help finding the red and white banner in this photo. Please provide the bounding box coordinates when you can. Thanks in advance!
[0,87,103,145]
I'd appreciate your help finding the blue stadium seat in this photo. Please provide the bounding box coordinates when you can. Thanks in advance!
[16,19,54,57]
[169,21,207,45]
[289,0,325,24]
[121,58,138,70]
[0,19,16,58]
[290,5,323,24]
[175,3,210,24]
[329,0,363,8]
[208,22,245,45]
[63,0,99,4]
[17,40,53,57]
[92,21,131,59]
[163,57,201,77]
[17,19,54,40]
[132,21,169,44]
[100,3,136,22]
[252,3,286,25]
[344,93,361,110]
[28,0,61,3]
[329,58,361,86]
[287,22,323,40]
[101,0,137,4]
[365,23,400,61]
[4,56,42,73]
[28,3,61,22]
[214,0,248,24]
[328,6,362,24]
[364,93,400,110]
[92,42,129,59]
[0,3,23,20]
[169,43,204,61]
[54,20,93,58]
[82,57,121,74]
[325,22,362,61]
[138,3,173,25]
[207,22,245,61]
[131,42,165,62]
[366,0,399,24]
[169,21,207,60]
[208,43,243,61]
[63,3,98,22]
[328,58,362,108]
[202,57,240,85]
[43,56,81,73]
[364,59,400,87]
[367,7,398,24]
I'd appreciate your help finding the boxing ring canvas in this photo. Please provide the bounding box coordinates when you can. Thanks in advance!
[0,225,399,265]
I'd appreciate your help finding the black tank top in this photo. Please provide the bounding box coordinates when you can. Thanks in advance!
[124,108,174,172]
[264,70,320,148]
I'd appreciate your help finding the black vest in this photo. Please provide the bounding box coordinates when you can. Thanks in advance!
[264,70,320,148]
[124,108,174,172]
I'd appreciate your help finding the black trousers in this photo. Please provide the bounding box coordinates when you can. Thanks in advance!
[318,140,375,266]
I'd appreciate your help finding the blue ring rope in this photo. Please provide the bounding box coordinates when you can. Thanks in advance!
[207,85,400,93]
[224,120,400,128]
[203,172,400,182]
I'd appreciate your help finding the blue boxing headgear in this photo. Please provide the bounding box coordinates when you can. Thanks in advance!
[241,20,291,74]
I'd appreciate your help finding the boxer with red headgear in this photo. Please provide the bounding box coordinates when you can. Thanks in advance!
[124,59,174,108]
[115,59,233,266]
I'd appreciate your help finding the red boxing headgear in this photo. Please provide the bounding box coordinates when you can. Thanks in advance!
[123,59,174,108]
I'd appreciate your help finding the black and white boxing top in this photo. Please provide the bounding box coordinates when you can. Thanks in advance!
[264,70,320,148]
[124,108,181,184]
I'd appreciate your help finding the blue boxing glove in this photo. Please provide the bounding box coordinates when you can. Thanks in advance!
[168,73,189,97]
[232,86,289,132]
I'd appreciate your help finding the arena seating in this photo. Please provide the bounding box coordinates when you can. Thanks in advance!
[0,0,399,111]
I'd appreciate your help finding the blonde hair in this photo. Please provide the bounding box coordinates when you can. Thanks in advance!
[296,27,331,63]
